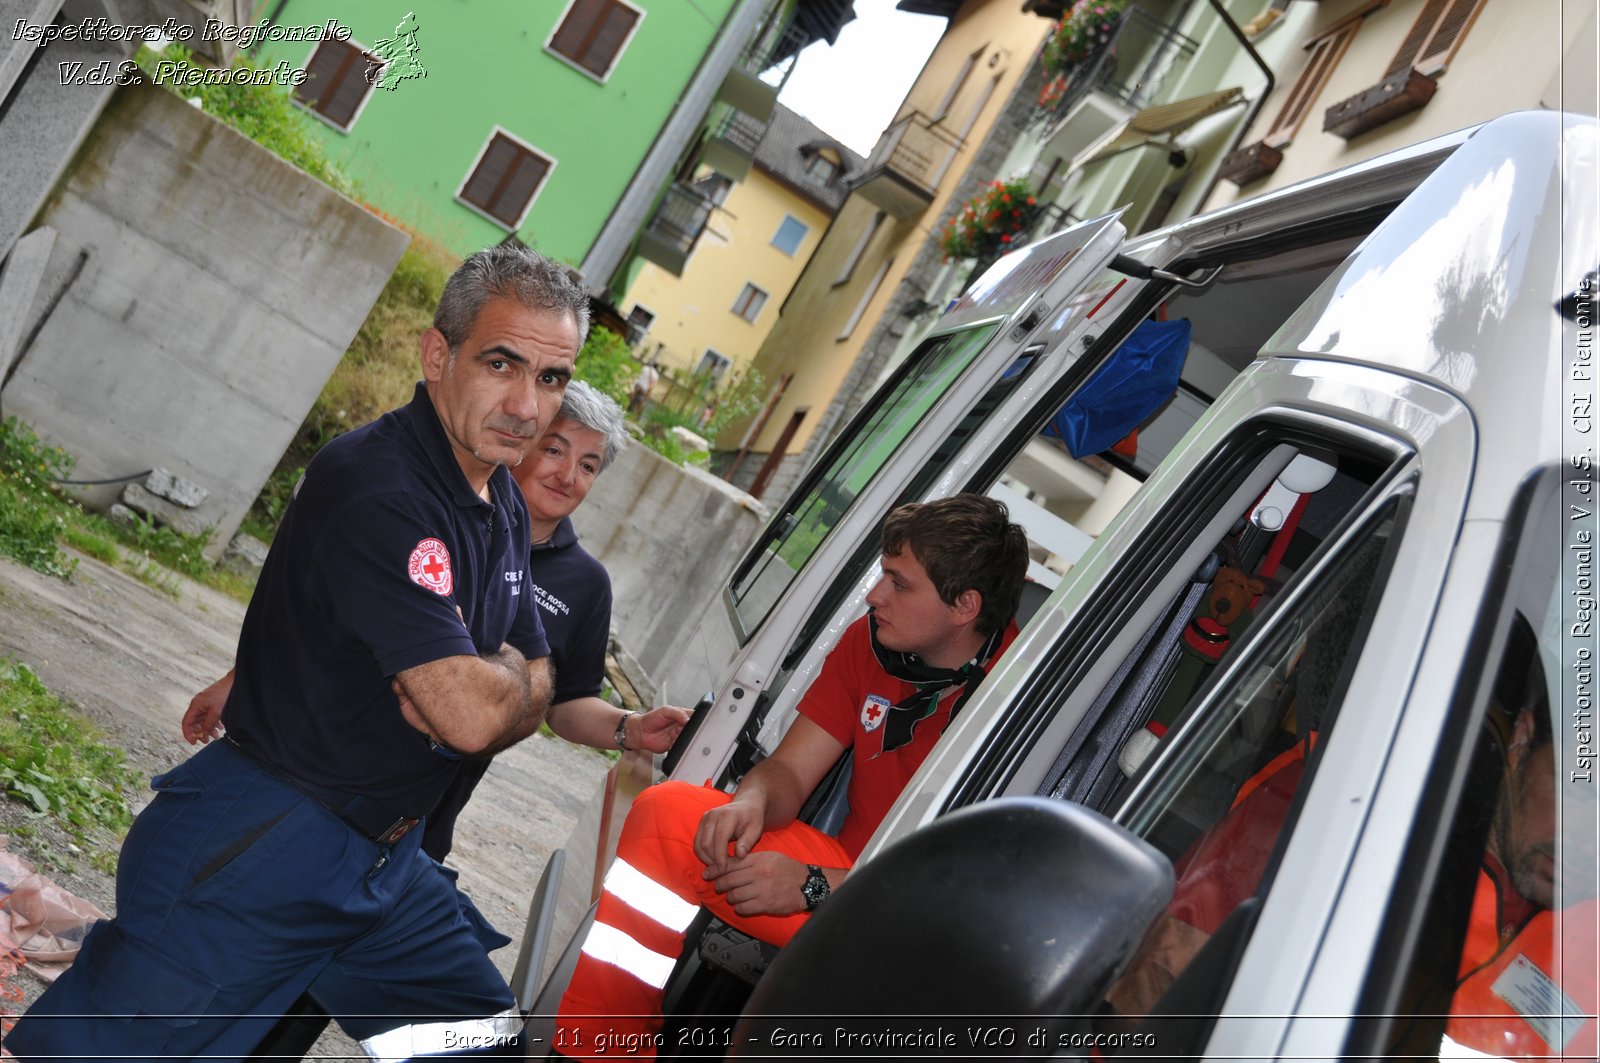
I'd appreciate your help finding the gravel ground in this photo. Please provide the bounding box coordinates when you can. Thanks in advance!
[0,548,613,1057]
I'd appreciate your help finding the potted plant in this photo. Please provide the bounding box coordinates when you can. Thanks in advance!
[1042,0,1127,75]
[939,179,1038,262]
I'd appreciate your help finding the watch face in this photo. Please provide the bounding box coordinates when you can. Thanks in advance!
[803,867,829,910]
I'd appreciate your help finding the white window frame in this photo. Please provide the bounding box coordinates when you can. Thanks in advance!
[293,36,378,133]
[697,349,732,379]
[771,214,810,256]
[732,282,770,324]
[454,125,558,233]
[544,0,646,84]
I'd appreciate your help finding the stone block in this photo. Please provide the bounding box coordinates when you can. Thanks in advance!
[145,467,208,508]
[120,483,212,539]
[220,531,269,577]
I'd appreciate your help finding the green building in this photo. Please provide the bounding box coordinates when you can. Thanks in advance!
[257,0,745,264]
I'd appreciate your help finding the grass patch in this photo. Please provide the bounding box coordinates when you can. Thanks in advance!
[0,420,78,580]
[0,659,140,871]
[61,523,119,565]
[1,417,254,603]
[133,43,354,196]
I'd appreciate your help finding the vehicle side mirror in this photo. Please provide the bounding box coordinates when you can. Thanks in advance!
[732,797,1173,1055]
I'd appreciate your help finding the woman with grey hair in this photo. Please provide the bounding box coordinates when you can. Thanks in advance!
[422,379,689,859]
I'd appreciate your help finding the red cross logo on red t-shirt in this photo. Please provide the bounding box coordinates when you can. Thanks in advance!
[408,537,454,596]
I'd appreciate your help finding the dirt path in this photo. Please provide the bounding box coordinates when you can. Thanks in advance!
[0,548,613,1057]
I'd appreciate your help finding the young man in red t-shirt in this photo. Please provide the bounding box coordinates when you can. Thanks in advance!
[558,493,1030,1055]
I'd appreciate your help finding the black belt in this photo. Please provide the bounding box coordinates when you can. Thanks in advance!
[224,737,420,845]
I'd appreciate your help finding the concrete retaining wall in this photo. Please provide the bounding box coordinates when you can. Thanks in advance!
[572,442,767,705]
[1,83,409,554]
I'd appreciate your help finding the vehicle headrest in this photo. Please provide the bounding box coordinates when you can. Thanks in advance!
[733,797,1173,1055]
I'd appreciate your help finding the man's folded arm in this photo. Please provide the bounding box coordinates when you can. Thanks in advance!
[395,648,554,755]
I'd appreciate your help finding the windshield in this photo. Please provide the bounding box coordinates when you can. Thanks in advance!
[727,322,1000,639]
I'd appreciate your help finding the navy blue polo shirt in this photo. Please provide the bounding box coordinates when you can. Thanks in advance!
[531,517,611,704]
[224,383,549,817]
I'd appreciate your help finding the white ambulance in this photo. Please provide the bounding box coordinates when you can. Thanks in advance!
[519,110,1597,1061]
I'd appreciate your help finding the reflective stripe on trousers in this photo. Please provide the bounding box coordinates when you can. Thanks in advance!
[556,782,852,1059]
[362,1006,523,1060]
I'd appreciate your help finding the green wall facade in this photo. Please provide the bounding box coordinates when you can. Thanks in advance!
[260,0,737,262]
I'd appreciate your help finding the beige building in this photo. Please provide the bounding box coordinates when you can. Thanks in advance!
[1207,0,1596,208]
[622,106,861,384]
[721,0,1053,495]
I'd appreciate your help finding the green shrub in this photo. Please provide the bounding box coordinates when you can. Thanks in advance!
[0,418,78,579]
[134,44,354,195]
[574,326,636,407]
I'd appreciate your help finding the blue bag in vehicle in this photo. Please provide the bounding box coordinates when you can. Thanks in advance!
[1046,317,1191,458]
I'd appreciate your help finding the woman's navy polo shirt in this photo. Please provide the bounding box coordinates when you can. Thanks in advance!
[224,384,549,817]
[530,517,612,704]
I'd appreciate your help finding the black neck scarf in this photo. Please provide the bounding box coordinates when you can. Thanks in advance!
[868,613,1005,755]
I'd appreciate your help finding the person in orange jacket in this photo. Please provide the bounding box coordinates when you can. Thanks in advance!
[1107,615,1594,1060]
[1444,701,1596,1060]
[556,494,1031,1058]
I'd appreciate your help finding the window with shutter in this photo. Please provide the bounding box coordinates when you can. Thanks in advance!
[1321,0,1483,140]
[548,0,643,80]
[293,38,376,131]
[458,131,555,230]
[732,283,770,323]
[1385,0,1485,76]
[1264,2,1385,148]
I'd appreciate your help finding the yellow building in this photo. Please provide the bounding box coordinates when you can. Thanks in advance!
[1206,0,1596,208]
[621,105,861,385]
[722,0,1052,496]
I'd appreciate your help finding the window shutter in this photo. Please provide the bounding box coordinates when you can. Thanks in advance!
[582,4,638,75]
[296,40,356,111]
[494,154,549,226]
[463,137,517,213]
[322,54,372,127]
[1415,0,1483,73]
[1386,0,1482,77]
[1267,33,1345,143]
[463,135,552,227]
[551,0,604,59]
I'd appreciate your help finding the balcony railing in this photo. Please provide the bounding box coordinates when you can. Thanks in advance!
[718,18,811,122]
[636,183,716,276]
[700,106,768,180]
[850,112,966,218]
[1035,6,1200,128]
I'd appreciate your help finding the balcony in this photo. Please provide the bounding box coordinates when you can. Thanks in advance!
[700,107,769,182]
[1034,6,1201,164]
[717,20,811,124]
[850,112,965,218]
[635,182,716,276]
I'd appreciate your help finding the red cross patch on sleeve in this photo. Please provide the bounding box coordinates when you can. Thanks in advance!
[408,538,454,596]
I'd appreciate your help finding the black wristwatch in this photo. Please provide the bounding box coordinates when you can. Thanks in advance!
[800,864,830,911]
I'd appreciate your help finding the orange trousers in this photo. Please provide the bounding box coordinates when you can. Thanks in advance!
[555,781,851,1059]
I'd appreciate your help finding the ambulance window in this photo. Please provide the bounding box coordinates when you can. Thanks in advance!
[1357,470,1598,1060]
[727,321,1000,640]
[1095,498,1402,1031]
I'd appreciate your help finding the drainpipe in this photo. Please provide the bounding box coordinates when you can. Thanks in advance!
[1197,0,1274,210]
[578,0,774,296]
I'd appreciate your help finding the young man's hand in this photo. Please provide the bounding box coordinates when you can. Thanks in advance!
[694,797,767,874]
[707,853,840,917]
